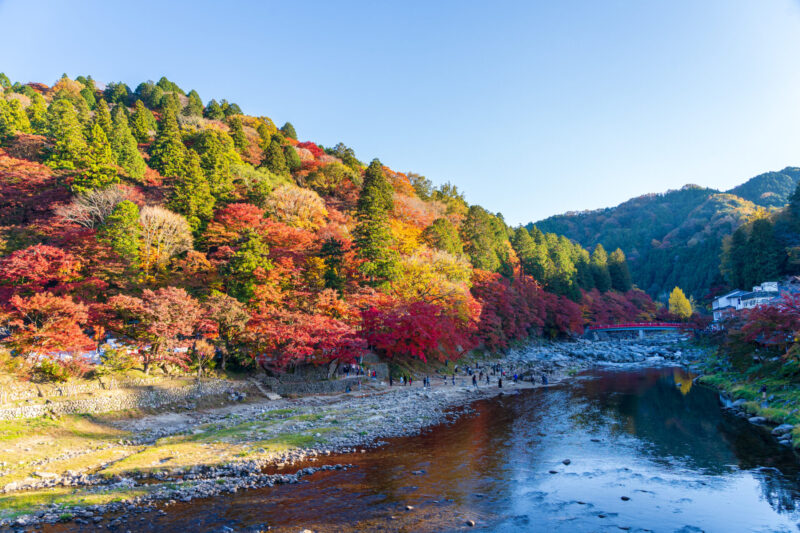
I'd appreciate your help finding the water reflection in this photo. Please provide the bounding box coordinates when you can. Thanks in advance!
[44,367,800,532]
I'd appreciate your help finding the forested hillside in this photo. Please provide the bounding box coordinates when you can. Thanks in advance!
[0,73,665,381]
[532,170,800,301]
[726,167,800,208]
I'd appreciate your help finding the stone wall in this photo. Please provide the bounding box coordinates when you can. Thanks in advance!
[0,379,255,421]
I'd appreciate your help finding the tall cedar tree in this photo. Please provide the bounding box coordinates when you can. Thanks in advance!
[170,151,215,233]
[197,129,239,200]
[130,100,155,143]
[149,107,185,178]
[262,134,289,175]
[228,115,249,152]
[591,244,612,292]
[461,206,506,272]
[743,218,782,286]
[184,89,203,117]
[204,99,224,120]
[109,106,146,181]
[225,230,273,302]
[354,159,397,284]
[608,248,633,292]
[93,99,113,138]
[99,200,140,266]
[284,145,302,172]
[26,93,48,134]
[0,99,30,136]
[280,121,297,139]
[47,99,87,170]
[319,237,346,291]
[423,218,464,256]
[73,122,118,193]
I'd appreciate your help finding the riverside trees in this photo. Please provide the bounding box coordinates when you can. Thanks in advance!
[0,72,649,380]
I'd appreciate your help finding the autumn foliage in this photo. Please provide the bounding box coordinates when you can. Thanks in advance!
[0,72,656,380]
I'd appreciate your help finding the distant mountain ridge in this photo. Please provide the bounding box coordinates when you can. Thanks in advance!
[530,167,799,301]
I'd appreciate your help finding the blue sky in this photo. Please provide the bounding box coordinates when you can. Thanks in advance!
[1,0,799,224]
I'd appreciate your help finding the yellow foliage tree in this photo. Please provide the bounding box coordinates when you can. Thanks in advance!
[668,286,692,320]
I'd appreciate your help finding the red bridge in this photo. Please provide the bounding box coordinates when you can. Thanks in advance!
[586,322,688,337]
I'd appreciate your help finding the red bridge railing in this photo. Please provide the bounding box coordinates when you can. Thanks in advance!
[587,322,687,331]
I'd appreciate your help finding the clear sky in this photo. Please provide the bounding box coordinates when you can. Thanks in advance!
[1,0,799,224]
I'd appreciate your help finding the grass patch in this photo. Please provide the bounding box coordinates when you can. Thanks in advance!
[0,484,153,521]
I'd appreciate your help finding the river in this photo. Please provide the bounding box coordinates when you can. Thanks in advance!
[48,367,800,532]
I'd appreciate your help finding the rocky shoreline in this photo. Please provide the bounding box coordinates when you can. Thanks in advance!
[0,334,698,531]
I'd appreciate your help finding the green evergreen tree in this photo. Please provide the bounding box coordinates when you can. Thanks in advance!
[99,200,140,266]
[46,99,87,170]
[576,255,595,290]
[103,82,131,106]
[744,218,782,286]
[196,129,240,200]
[204,99,224,120]
[79,86,97,109]
[353,159,397,284]
[130,100,156,143]
[261,134,289,175]
[591,244,612,292]
[280,121,297,139]
[0,98,31,136]
[26,93,48,134]
[608,248,633,292]
[723,226,750,288]
[511,227,537,275]
[92,99,113,139]
[160,93,180,115]
[789,181,800,223]
[149,107,185,177]
[73,122,118,193]
[183,89,203,117]
[284,144,301,172]
[461,205,508,272]
[134,81,164,109]
[110,105,146,181]
[423,218,464,256]
[170,151,215,233]
[0,72,10,88]
[219,100,242,117]
[320,237,346,291]
[228,115,249,152]
[224,231,273,302]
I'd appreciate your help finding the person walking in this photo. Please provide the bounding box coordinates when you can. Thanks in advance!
[389,375,393,387]
[498,377,503,388]
[486,374,490,385]
[472,374,478,388]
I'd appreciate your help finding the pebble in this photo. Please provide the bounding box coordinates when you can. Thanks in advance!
[466,519,476,526]
[562,459,571,465]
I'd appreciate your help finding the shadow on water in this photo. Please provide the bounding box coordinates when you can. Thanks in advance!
[45,367,800,532]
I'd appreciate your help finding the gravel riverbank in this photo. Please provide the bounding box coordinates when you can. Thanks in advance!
[0,335,696,530]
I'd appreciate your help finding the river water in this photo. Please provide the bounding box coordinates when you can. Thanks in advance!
[52,367,800,532]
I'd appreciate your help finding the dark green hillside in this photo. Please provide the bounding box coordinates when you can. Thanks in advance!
[531,170,798,301]
[726,167,800,208]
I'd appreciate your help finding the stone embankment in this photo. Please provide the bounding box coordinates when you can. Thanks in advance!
[0,378,255,421]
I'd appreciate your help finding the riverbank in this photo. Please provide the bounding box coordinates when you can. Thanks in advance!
[0,352,585,529]
[0,334,701,530]
[695,363,800,448]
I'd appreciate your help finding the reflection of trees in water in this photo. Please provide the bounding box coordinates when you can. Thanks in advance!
[567,367,800,517]
[351,396,518,509]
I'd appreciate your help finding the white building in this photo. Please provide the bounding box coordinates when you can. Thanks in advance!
[712,281,780,322]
